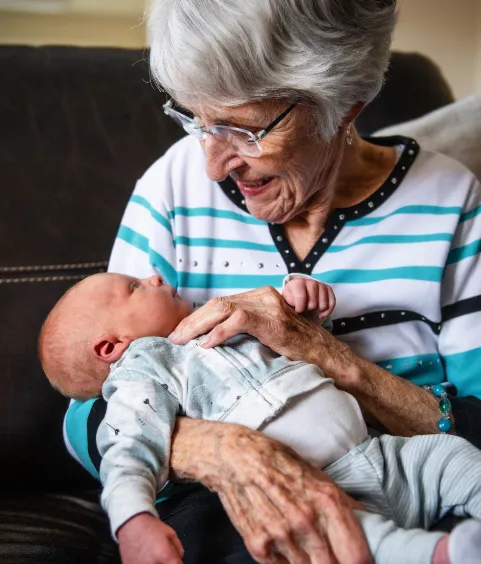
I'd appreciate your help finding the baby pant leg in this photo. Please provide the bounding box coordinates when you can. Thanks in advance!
[354,509,444,564]
[326,434,481,563]
[364,434,481,527]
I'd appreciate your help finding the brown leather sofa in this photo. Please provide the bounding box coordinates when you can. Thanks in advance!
[0,46,456,563]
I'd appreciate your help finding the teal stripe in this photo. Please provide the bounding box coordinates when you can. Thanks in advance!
[377,348,481,398]
[376,353,445,387]
[460,205,481,223]
[328,233,452,253]
[130,195,172,235]
[447,239,481,264]
[178,266,441,288]
[178,272,285,289]
[176,236,277,252]
[117,226,178,287]
[346,205,462,227]
[65,399,100,481]
[443,346,481,399]
[169,207,266,226]
[311,266,443,284]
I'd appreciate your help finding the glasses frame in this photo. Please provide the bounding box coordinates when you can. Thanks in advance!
[162,99,297,157]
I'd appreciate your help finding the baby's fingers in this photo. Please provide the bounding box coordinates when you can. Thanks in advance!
[283,280,309,313]
[170,532,185,559]
[318,284,336,318]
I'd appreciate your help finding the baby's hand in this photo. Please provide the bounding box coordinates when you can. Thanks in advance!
[118,513,184,564]
[283,277,335,319]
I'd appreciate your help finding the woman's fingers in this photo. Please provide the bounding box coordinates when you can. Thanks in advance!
[170,286,284,345]
[199,309,255,348]
[169,296,235,344]
[322,495,371,564]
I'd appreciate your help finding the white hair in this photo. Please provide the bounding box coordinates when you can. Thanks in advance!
[148,0,398,139]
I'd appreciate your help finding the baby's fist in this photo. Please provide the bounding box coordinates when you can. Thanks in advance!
[283,277,335,318]
[118,513,184,564]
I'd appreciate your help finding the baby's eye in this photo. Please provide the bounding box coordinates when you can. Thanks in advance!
[130,281,141,292]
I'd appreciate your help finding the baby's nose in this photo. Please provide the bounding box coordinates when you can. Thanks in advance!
[147,275,163,286]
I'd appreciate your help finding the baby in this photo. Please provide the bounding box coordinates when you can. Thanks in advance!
[39,272,481,564]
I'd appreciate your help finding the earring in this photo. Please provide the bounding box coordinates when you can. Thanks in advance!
[346,123,353,146]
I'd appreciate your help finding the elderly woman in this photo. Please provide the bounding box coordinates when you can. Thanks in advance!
[65,1,481,563]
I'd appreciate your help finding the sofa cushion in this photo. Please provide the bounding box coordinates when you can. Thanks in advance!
[0,490,119,564]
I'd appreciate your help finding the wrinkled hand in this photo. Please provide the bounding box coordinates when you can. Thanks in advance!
[117,513,184,564]
[176,421,371,564]
[169,286,356,384]
[170,286,322,355]
[283,278,335,318]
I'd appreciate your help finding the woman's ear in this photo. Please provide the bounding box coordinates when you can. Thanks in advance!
[343,101,367,126]
[93,335,133,364]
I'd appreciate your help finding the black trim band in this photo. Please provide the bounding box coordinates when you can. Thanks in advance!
[442,295,481,323]
[333,309,441,336]
[87,397,108,473]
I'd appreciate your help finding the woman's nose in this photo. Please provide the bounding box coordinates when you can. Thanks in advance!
[203,136,245,182]
[147,275,163,287]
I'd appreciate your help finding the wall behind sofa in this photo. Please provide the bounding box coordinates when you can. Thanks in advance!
[0,0,480,98]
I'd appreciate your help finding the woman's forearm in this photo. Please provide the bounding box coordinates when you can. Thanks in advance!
[169,417,258,489]
[346,356,444,436]
[306,326,445,436]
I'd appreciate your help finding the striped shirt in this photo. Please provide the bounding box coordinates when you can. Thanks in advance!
[64,134,481,479]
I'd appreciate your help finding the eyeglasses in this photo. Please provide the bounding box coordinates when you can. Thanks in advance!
[163,99,297,158]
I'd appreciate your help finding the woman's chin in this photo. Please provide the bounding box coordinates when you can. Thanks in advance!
[246,201,294,224]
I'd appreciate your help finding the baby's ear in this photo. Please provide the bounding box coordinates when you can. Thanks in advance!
[93,335,133,364]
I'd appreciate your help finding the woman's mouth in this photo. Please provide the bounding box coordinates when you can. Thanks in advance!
[235,177,275,197]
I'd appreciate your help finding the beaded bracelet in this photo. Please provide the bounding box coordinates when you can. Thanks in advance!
[424,382,454,433]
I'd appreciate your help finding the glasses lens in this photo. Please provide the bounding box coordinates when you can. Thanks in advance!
[211,126,261,157]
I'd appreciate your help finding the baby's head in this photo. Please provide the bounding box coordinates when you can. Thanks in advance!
[38,273,192,401]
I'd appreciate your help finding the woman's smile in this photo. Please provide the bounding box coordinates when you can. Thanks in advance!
[235,176,275,197]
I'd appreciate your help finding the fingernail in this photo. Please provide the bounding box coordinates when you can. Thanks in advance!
[199,336,210,347]
[169,332,180,342]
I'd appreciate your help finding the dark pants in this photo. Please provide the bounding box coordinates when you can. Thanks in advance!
[157,484,256,564]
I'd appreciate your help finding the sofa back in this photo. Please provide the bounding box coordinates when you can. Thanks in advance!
[0,46,183,491]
